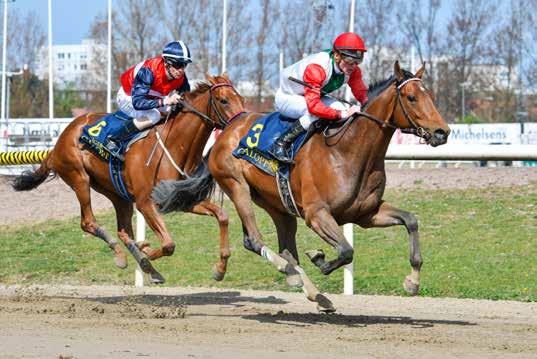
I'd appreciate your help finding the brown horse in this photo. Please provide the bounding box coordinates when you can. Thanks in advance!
[12,74,245,283]
[153,62,450,311]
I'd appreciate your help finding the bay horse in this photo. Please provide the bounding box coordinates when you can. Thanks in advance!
[153,62,450,311]
[12,74,245,283]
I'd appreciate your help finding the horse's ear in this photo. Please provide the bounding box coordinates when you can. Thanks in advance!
[222,72,230,81]
[205,73,216,84]
[394,61,404,81]
[415,62,426,79]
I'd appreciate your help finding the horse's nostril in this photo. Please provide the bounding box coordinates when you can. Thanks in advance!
[434,129,447,139]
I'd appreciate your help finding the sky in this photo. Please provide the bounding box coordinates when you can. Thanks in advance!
[8,0,454,46]
[10,0,108,45]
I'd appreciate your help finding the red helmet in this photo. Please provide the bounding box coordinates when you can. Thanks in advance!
[333,32,367,55]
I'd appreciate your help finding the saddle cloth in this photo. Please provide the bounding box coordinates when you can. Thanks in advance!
[232,112,307,177]
[79,111,145,161]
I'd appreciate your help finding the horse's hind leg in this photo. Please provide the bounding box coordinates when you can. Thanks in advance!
[265,206,335,312]
[189,199,230,281]
[357,201,422,295]
[59,170,127,269]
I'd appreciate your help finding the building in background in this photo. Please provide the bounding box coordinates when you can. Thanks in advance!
[34,39,105,97]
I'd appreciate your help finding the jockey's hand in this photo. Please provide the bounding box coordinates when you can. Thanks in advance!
[163,93,182,106]
[340,104,361,119]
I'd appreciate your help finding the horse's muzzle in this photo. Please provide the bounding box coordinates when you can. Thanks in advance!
[428,128,450,147]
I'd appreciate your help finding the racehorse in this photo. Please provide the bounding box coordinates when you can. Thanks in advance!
[152,62,450,311]
[12,74,245,283]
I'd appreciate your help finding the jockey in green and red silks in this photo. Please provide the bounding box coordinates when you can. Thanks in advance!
[269,32,369,163]
[107,41,192,155]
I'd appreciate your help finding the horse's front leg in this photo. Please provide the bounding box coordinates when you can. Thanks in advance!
[135,197,176,261]
[303,207,354,275]
[189,199,230,281]
[357,200,422,295]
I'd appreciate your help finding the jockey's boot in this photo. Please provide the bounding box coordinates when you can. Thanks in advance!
[268,121,306,164]
[106,120,139,161]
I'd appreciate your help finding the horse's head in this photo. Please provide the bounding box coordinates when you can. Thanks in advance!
[391,61,450,147]
[205,73,245,129]
[183,73,245,129]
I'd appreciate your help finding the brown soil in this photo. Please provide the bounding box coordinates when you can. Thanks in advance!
[0,284,536,359]
[1,167,537,358]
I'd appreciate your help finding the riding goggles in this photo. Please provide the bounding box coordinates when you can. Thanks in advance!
[340,51,364,65]
[166,60,188,70]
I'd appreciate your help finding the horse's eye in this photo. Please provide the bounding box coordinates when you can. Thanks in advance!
[407,95,416,102]
[219,99,229,105]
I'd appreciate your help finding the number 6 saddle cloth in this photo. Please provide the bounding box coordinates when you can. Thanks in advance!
[79,111,149,162]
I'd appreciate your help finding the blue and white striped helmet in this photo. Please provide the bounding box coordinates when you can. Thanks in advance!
[162,41,192,65]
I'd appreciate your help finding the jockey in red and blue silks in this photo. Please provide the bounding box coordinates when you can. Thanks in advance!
[269,32,369,163]
[107,40,192,158]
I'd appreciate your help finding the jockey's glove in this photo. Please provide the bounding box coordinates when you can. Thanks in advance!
[340,104,361,119]
[163,93,182,106]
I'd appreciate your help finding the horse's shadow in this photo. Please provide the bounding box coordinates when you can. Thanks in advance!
[83,291,287,308]
[242,312,477,328]
[78,292,476,329]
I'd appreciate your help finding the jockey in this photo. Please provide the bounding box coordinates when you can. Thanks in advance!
[269,32,368,163]
[107,40,192,158]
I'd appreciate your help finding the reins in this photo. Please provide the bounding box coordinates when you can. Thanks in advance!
[323,77,428,141]
[146,81,244,180]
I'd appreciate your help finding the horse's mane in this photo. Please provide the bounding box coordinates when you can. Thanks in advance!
[366,69,415,104]
[185,82,211,100]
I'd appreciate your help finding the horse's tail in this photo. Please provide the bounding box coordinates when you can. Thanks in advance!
[12,150,55,191]
[151,152,216,213]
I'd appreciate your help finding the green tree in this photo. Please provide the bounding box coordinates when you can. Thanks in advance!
[54,83,85,117]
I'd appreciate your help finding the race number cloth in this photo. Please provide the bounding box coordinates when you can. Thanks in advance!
[232,112,307,176]
[80,111,136,161]
[79,111,143,201]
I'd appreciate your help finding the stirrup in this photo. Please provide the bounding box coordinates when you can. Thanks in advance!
[270,146,294,164]
[106,141,125,161]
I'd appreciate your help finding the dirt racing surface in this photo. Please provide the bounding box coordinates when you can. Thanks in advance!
[0,284,536,359]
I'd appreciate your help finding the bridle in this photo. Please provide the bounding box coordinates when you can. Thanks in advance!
[149,82,245,180]
[207,83,245,129]
[324,76,430,143]
[177,83,245,130]
[394,78,429,141]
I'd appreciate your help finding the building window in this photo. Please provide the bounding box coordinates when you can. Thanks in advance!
[80,64,87,70]
[74,64,77,70]
[80,53,87,59]
[67,53,71,59]
[58,53,65,59]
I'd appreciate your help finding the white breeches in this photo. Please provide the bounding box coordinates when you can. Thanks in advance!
[116,87,165,130]
[274,89,348,130]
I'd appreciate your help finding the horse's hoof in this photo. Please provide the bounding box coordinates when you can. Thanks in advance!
[403,276,419,295]
[315,293,336,313]
[113,253,128,269]
[212,264,225,281]
[305,249,325,263]
[149,271,166,284]
[285,272,303,288]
